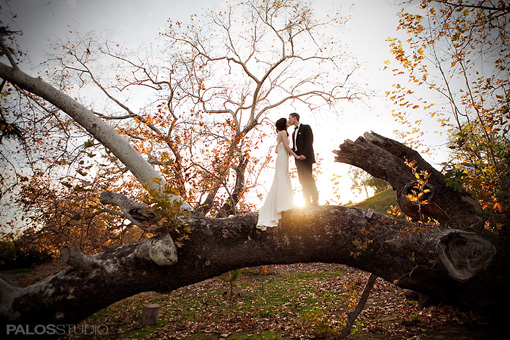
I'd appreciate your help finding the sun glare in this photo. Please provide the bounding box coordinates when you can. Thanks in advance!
[294,193,306,207]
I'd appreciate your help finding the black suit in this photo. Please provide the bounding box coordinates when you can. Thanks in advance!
[292,124,319,205]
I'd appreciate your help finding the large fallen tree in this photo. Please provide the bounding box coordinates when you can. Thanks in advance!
[1,36,508,330]
[0,201,501,325]
[1,133,508,327]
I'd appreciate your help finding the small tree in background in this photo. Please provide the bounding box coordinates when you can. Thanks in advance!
[348,167,390,199]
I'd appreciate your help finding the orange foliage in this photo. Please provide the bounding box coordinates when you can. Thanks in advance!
[387,0,510,228]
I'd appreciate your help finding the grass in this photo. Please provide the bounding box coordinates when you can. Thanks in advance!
[70,265,353,339]
[183,331,286,339]
[66,263,492,339]
[350,188,405,220]
[122,320,166,339]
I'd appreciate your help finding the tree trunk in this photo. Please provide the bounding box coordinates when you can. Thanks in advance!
[141,304,160,326]
[337,274,377,339]
[0,205,503,327]
[220,154,248,216]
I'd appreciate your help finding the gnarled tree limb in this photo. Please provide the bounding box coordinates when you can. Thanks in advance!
[100,192,155,226]
[60,247,97,275]
[0,206,500,327]
[333,131,483,230]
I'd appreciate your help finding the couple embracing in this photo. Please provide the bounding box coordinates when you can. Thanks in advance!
[256,112,319,231]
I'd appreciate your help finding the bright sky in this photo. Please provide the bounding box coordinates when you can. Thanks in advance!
[0,0,449,206]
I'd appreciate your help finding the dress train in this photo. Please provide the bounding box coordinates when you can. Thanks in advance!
[256,141,294,230]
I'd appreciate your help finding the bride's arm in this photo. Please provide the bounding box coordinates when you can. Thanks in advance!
[280,131,299,158]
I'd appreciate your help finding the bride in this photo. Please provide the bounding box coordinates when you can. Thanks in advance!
[256,118,302,231]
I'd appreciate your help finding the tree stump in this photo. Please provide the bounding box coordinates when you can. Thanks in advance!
[141,303,160,326]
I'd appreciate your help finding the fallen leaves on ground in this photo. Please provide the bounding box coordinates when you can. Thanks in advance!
[4,262,497,339]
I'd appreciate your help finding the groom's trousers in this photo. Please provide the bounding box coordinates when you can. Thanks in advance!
[295,159,319,205]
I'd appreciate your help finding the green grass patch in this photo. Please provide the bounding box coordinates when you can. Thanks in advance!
[77,265,350,339]
[122,320,165,339]
[351,188,405,220]
[182,331,286,339]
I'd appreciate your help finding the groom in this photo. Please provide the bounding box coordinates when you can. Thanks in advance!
[288,112,319,206]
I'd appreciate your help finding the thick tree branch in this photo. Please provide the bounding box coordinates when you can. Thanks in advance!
[99,192,152,226]
[334,131,483,230]
[0,62,191,211]
[0,206,500,327]
[0,36,19,70]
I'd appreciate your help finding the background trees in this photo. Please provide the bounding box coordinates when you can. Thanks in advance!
[1,0,362,253]
[387,0,510,228]
[348,167,391,199]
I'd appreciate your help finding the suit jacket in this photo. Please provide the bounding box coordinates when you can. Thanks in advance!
[292,124,316,163]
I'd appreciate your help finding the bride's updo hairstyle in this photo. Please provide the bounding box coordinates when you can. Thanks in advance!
[275,118,288,135]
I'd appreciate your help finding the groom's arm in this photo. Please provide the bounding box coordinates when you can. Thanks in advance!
[301,125,314,158]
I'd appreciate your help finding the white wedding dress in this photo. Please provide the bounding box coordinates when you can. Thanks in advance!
[256,141,294,230]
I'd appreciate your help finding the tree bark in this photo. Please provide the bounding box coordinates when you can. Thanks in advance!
[220,153,249,216]
[0,205,502,327]
[333,131,484,230]
[141,304,160,326]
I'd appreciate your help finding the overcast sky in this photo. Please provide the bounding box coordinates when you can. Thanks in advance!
[1,0,446,205]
